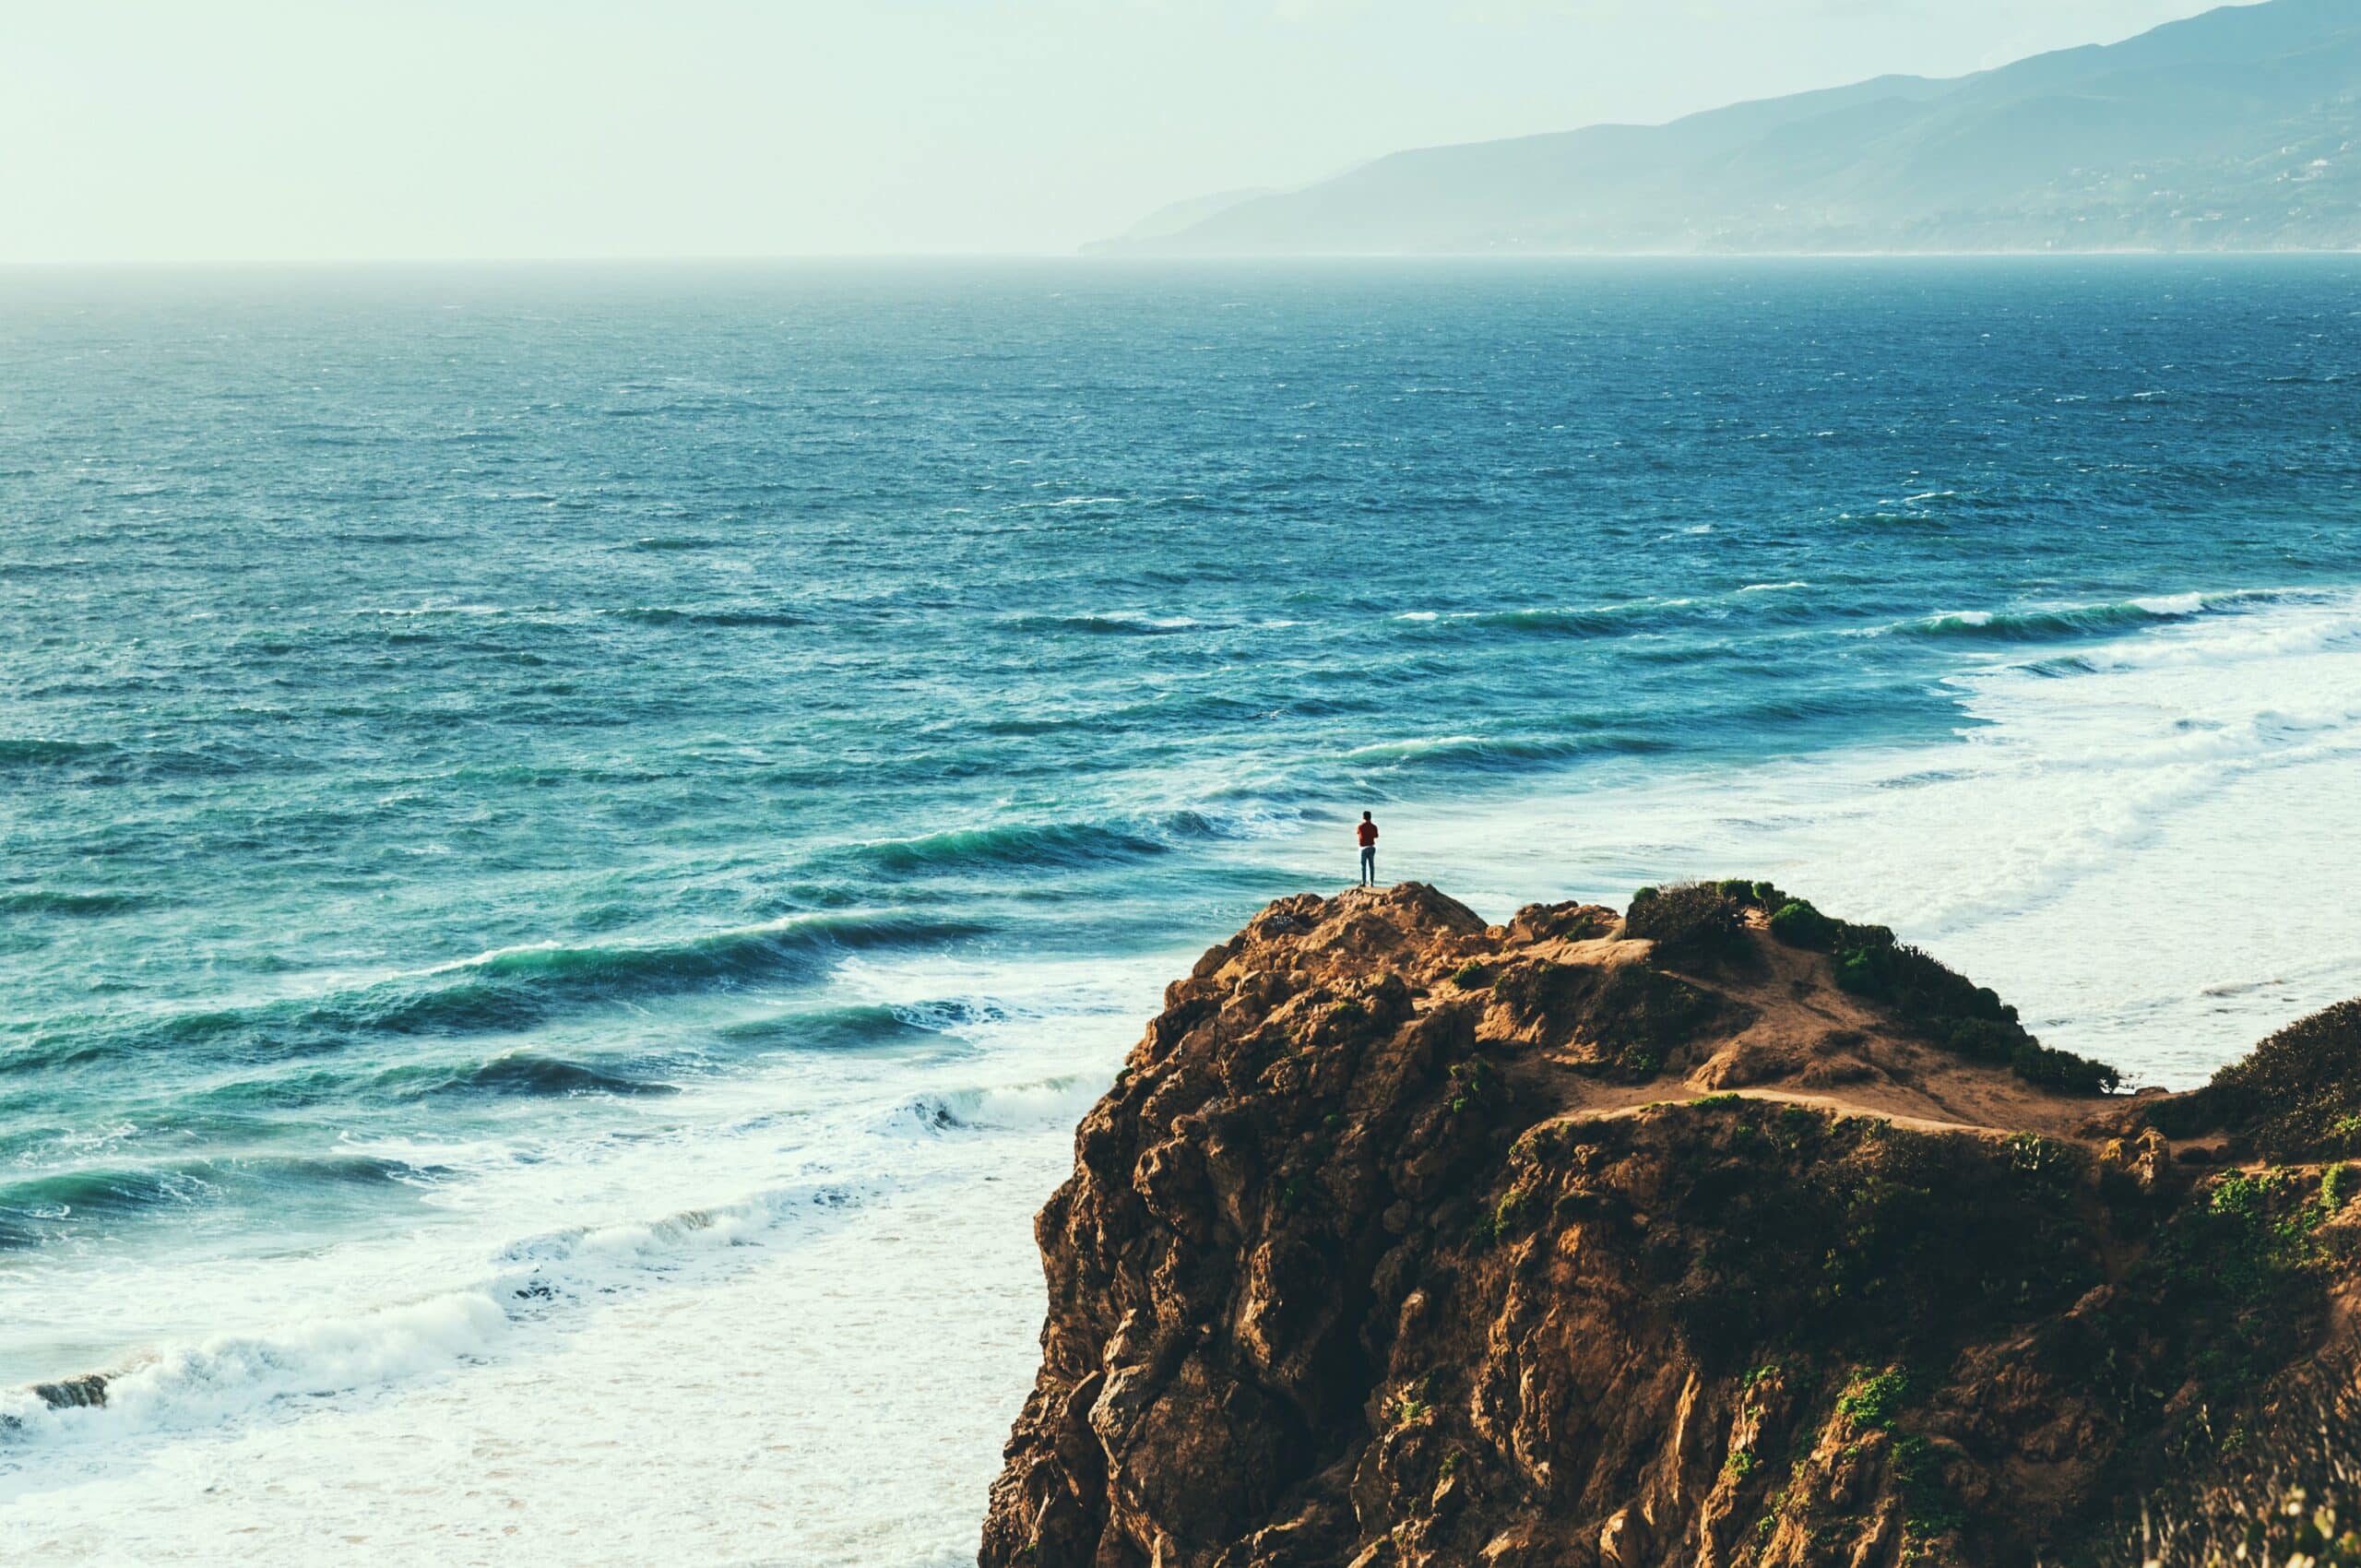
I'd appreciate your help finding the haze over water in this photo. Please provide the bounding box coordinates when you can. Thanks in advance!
[5,258,2361,1562]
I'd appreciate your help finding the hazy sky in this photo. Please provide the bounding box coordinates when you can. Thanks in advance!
[5,0,2248,262]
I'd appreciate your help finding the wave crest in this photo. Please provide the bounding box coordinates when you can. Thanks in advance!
[1342,732,1664,773]
[8,911,987,1078]
[1892,590,2282,646]
[836,821,1171,874]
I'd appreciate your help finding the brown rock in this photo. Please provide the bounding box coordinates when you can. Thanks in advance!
[979,883,2361,1568]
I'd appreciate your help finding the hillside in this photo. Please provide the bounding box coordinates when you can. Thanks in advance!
[1095,0,2361,255]
[980,881,2361,1566]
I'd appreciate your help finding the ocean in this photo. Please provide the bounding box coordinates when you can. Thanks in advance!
[4,257,2359,1563]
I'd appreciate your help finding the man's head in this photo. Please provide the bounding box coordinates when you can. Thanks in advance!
[1361,812,1372,822]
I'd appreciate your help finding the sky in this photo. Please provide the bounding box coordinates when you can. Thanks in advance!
[3,0,2251,262]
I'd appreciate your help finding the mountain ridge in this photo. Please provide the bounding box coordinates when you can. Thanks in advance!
[1094,0,2361,255]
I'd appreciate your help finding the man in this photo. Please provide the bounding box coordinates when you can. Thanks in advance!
[1356,812,1379,886]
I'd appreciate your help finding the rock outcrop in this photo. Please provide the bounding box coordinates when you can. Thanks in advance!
[980,882,2361,1567]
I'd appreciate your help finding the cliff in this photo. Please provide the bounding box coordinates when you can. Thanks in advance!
[980,881,2361,1567]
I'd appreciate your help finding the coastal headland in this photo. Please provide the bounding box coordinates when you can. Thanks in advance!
[982,881,2361,1566]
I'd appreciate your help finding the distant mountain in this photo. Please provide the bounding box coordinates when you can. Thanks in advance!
[1094,0,2361,255]
[1109,187,1276,242]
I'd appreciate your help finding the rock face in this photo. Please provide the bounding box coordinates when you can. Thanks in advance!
[980,883,2361,1568]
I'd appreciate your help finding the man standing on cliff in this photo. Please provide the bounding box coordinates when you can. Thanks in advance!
[1357,812,1379,886]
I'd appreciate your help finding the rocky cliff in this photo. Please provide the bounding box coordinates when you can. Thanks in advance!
[980,881,2361,1567]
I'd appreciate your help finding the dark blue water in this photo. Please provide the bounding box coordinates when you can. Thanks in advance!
[4,260,2360,1455]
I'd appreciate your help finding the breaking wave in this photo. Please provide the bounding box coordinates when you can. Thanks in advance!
[0,1181,865,1450]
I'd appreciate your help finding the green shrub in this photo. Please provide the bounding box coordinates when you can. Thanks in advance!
[2012,1040,2122,1096]
[1625,880,1745,966]
[1833,945,1883,994]
[1945,1017,2023,1064]
[1484,1189,1535,1244]
[1767,899,1840,950]
[1451,960,1493,990]
[1445,1057,1496,1115]
[2153,1000,2361,1159]
[1836,1367,1910,1430]
[2167,1167,2343,1310]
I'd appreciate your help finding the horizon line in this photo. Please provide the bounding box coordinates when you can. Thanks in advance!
[6,247,2361,272]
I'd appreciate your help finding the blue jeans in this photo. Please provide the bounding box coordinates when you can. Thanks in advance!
[1359,846,1376,885]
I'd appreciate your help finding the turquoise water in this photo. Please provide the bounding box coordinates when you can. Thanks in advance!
[5,259,2361,1556]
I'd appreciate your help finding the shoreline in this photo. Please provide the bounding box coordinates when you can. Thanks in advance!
[17,574,2361,1447]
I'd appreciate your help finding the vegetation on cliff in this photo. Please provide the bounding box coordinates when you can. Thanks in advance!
[1633,880,2119,1096]
[2151,999,2361,1161]
[981,884,2361,1568]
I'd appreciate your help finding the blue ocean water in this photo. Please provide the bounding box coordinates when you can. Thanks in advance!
[4,259,2360,1557]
